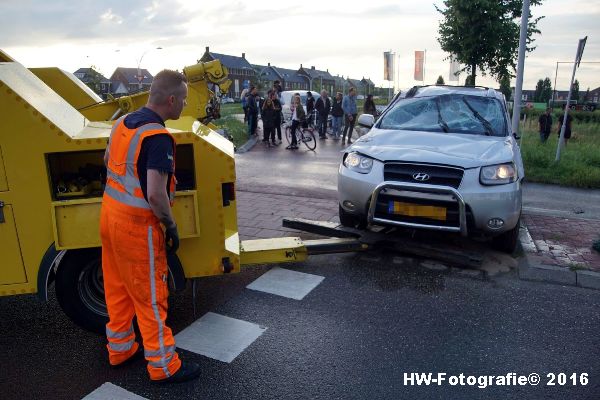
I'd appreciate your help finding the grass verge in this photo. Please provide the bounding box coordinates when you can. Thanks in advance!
[520,121,600,188]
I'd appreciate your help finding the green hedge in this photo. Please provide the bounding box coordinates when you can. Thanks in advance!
[522,108,600,124]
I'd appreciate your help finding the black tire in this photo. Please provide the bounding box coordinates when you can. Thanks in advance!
[55,248,108,334]
[300,128,317,151]
[490,219,521,254]
[339,205,367,229]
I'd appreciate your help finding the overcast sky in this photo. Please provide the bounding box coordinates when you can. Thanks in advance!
[1,0,598,91]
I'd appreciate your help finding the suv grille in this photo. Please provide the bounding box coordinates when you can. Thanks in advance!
[383,163,464,189]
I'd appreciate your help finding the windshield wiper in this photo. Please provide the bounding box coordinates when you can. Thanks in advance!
[461,97,494,136]
[435,97,449,132]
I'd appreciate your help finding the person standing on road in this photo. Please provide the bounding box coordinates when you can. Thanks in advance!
[273,80,283,96]
[240,86,249,123]
[363,94,377,117]
[342,87,358,145]
[271,90,283,144]
[315,90,331,139]
[538,107,553,143]
[331,92,344,140]
[101,70,201,384]
[557,104,573,146]
[287,94,306,150]
[247,86,259,137]
[306,91,315,126]
[261,96,277,146]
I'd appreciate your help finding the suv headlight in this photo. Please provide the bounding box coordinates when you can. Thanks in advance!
[480,162,518,185]
[343,152,373,174]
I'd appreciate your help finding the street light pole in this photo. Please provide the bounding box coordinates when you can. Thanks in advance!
[510,0,530,138]
[137,47,162,90]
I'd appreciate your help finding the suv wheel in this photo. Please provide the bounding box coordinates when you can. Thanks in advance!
[490,218,520,254]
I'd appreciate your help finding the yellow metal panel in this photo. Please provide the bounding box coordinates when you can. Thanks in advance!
[51,192,200,250]
[52,198,102,250]
[240,237,308,266]
[172,191,200,238]
[0,146,7,191]
[30,67,102,110]
[0,204,27,284]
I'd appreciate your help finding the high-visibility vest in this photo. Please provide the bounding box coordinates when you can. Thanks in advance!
[104,116,176,210]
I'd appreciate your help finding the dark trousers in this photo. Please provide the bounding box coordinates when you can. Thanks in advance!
[263,127,275,143]
[343,114,357,142]
[290,120,300,145]
[248,113,258,136]
[318,114,328,137]
[274,122,282,140]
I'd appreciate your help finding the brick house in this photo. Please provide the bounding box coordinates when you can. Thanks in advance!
[73,67,112,99]
[109,67,153,97]
[297,65,335,94]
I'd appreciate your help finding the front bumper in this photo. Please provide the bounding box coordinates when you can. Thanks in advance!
[338,161,522,236]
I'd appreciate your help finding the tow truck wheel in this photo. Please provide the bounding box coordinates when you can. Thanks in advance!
[490,218,520,254]
[339,205,367,229]
[55,248,108,334]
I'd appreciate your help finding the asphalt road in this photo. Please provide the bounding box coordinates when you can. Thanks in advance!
[1,136,599,400]
[1,254,599,400]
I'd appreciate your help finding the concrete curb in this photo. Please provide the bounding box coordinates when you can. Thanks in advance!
[236,135,258,154]
[518,224,600,290]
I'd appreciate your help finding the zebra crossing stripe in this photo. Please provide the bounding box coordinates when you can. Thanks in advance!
[175,312,267,363]
[246,267,325,300]
[82,382,148,400]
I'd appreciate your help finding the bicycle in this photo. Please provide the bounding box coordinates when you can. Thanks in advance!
[283,120,317,151]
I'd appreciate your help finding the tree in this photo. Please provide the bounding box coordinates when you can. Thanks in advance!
[583,87,590,103]
[436,75,445,85]
[499,75,512,101]
[541,77,552,104]
[533,79,544,102]
[572,79,580,103]
[465,75,475,87]
[436,0,543,85]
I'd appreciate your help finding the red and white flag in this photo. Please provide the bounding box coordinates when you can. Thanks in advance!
[414,51,425,81]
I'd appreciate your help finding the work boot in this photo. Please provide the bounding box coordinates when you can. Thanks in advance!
[155,360,201,384]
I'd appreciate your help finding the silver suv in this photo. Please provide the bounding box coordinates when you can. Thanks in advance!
[337,85,524,253]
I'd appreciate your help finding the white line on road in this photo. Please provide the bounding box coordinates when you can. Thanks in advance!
[82,382,148,400]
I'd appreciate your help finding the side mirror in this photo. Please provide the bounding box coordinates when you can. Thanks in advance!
[513,132,521,140]
[357,114,375,129]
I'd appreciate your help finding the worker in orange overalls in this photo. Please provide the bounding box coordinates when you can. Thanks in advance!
[100,70,201,383]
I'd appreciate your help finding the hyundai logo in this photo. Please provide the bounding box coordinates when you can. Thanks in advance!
[412,172,430,182]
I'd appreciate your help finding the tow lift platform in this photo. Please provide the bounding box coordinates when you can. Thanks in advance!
[240,218,484,269]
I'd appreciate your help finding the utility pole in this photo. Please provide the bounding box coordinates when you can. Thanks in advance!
[511,0,529,139]
[556,36,587,161]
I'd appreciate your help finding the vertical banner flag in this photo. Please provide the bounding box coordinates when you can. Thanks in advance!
[384,51,395,81]
[449,55,460,81]
[414,51,424,81]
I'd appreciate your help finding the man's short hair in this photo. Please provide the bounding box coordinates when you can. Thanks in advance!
[349,87,356,93]
[148,70,187,105]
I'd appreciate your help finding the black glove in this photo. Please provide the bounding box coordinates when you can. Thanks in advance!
[165,224,180,255]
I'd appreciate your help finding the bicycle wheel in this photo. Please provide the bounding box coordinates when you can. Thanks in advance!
[300,128,317,151]
[285,125,293,145]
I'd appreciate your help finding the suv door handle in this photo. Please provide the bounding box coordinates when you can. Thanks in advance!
[0,201,5,223]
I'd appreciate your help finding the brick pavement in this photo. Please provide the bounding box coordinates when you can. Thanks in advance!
[523,214,600,272]
[236,190,339,240]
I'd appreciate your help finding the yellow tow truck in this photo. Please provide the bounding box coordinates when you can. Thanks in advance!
[0,49,357,333]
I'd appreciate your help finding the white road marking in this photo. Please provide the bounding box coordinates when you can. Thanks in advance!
[246,267,325,300]
[175,312,266,363]
[82,382,148,400]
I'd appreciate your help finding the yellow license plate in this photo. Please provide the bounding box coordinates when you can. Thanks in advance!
[388,201,447,221]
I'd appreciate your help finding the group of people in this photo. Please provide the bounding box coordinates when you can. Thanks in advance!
[241,81,380,150]
[538,105,574,145]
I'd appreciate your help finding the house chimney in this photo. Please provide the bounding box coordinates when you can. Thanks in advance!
[300,64,303,68]
[242,52,245,59]
[311,66,315,70]
[268,62,270,66]
[205,46,209,52]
